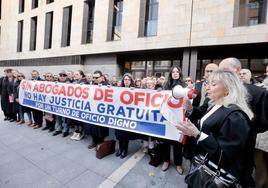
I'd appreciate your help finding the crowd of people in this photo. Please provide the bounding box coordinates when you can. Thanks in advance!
[0,58,268,188]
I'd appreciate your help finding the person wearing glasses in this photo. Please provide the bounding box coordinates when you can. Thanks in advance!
[88,70,109,149]
[40,73,55,132]
[16,73,33,125]
[68,70,87,141]
[115,73,136,159]
[185,77,194,89]
[192,63,218,107]
[30,70,44,129]
[53,71,71,137]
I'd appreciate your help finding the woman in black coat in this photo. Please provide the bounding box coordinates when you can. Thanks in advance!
[115,73,136,159]
[178,70,254,188]
[0,69,12,120]
[161,66,186,174]
[7,70,19,122]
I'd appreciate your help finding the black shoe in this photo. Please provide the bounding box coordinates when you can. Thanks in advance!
[120,150,127,159]
[88,143,97,149]
[62,132,69,137]
[4,117,8,121]
[48,129,54,133]
[42,126,49,131]
[10,119,15,122]
[52,131,62,136]
[116,149,122,157]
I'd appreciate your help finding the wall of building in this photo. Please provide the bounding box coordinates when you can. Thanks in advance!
[1,0,267,61]
[0,0,192,61]
[191,0,268,46]
[83,54,119,77]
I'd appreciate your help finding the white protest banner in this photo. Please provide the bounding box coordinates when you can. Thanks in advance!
[19,80,184,141]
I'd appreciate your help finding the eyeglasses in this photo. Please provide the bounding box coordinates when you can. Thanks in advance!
[185,80,192,82]
[205,70,213,73]
[204,80,209,86]
[46,76,53,77]
[59,74,67,77]
[93,77,100,79]
[124,78,130,81]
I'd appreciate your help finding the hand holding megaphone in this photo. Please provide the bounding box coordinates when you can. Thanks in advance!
[172,85,197,100]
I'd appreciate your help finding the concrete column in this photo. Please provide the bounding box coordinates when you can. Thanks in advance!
[189,48,198,81]
[182,49,190,77]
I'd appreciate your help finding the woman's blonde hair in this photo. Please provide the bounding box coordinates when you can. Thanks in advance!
[209,70,253,119]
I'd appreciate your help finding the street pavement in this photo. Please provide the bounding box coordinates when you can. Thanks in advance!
[0,113,188,188]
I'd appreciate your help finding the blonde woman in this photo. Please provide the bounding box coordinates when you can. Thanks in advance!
[178,70,254,188]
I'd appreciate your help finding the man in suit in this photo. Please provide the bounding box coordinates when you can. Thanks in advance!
[30,70,44,129]
[0,69,13,120]
[219,57,268,133]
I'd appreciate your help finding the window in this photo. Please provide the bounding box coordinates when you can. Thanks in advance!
[46,0,54,4]
[44,11,53,49]
[81,0,95,44]
[107,0,123,41]
[61,6,72,47]
[30,16,37,51]
[17,20,23,52]
[138,0,158,37]
[125,60,177,79]
[112,0,123,40]
[0,0,2,19]
[0,26,1,44]
[32,0,38,9]
[145,0,158,36]
[19,0,25,13]
[235,0,267,26]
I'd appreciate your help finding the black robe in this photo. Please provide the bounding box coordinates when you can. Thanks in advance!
[190,84,268,134]
[194,105,254,188]
[0,76,10,114]
[244,83,268,133]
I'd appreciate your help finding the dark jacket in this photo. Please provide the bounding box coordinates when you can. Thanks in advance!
[190,83,268,134]
[0,76,9,112]
[244,83,268,133]
[192,81,204,107]
[195,105,254,188]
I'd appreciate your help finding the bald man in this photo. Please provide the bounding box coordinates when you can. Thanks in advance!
[219,57,268,133]
[192,63,218,107]
[239,69,252,84]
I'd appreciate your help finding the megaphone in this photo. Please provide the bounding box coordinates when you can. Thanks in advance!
[172,85,197,100]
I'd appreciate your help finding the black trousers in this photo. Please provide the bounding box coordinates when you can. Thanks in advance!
[162,140,183,166]
[32,109,43,126]
[45,119,55,131]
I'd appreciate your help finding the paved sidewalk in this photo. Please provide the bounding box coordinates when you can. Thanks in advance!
[0,115,188,188]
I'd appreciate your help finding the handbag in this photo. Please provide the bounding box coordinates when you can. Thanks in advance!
[185,151,242,188]
[96,140,116,159]
[148,142,164,167]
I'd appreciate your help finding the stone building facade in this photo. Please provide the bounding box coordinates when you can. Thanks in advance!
[0,0,267,80]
